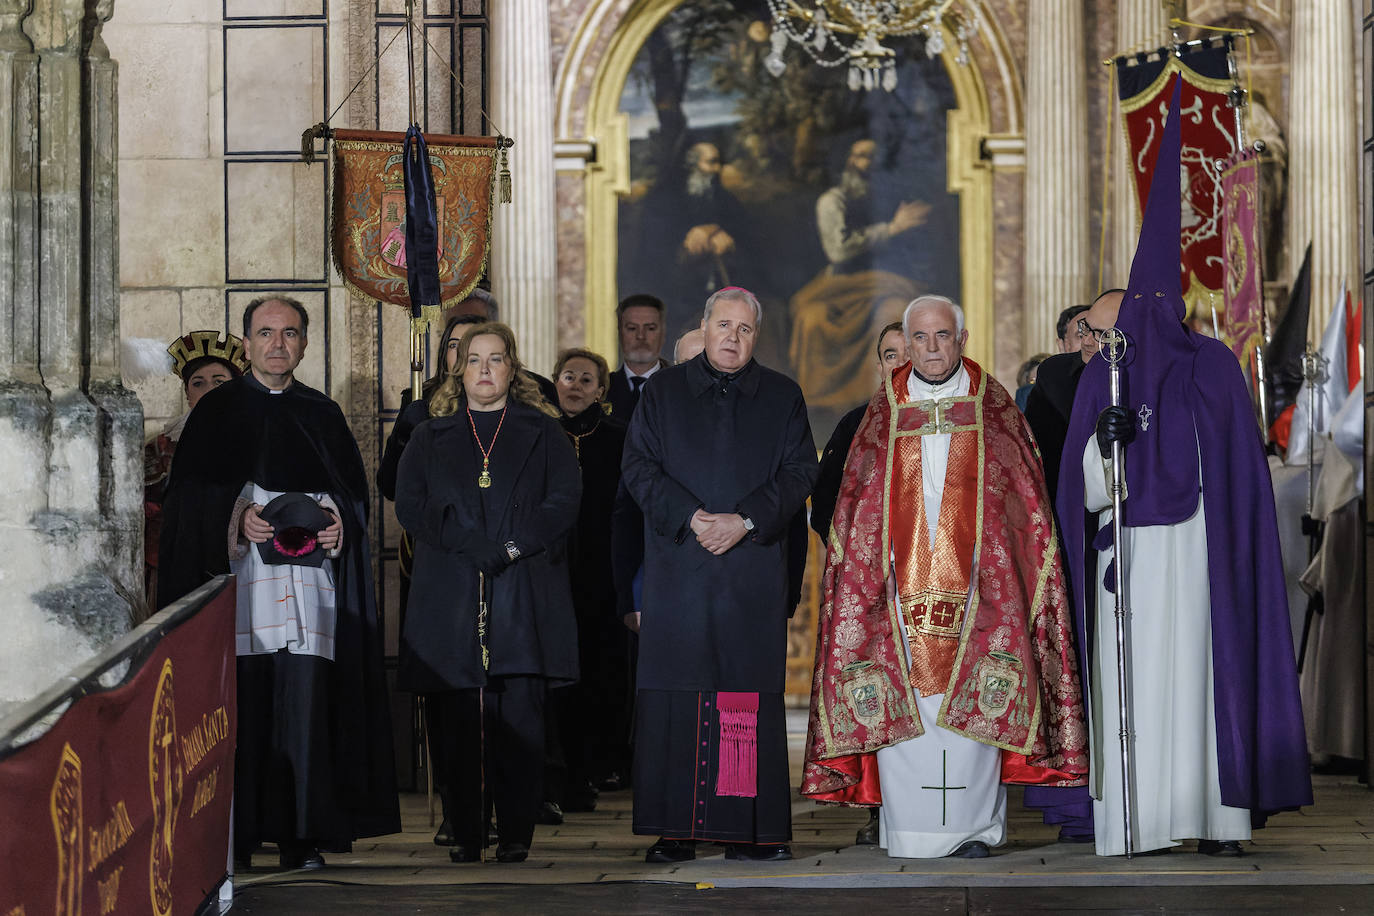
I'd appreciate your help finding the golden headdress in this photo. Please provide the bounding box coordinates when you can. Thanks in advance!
[166,330,248,380]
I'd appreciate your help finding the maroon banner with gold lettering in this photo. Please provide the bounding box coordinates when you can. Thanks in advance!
[0,581,236,916]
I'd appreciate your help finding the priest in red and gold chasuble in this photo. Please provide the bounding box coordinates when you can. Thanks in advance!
[802,355,1088,808]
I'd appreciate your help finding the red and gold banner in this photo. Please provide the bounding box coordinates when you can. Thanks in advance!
[0,580,237,916]
[331,129,497,312]
[1117,46,1237,317]
[1220,148,1264,362]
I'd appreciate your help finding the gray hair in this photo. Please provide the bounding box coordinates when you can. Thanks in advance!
[702,287,763,325]
[467,287,499,321]
[902,295,964,336]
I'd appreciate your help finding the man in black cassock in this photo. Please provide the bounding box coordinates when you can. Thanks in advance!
[159,296,399,870]
[622,287,818,863]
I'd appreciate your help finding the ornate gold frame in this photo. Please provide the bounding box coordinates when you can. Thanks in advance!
[580,0,995,369]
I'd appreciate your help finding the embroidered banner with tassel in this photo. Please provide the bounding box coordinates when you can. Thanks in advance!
[1115,44,1235,320]
[330,129,499,316]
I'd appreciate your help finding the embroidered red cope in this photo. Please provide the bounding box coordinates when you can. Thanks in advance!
[802,359,1088,805]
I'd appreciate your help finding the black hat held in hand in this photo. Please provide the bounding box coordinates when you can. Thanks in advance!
[256,493,334,567]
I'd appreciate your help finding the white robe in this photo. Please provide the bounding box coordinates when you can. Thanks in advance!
[1083,443,1251,856]
[232,482,340,660]
[876,365,1008,858]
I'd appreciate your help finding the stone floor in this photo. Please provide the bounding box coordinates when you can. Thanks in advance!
[230,719,1374,913]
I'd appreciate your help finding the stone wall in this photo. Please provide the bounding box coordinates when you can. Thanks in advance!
[0,0,143,715]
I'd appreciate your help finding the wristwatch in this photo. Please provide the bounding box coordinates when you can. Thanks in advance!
[504,540,521,562]
[740,515,755,532]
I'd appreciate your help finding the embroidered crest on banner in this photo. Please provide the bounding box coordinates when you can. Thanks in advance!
[330,130,497,311]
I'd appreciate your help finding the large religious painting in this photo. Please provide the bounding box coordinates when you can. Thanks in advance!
[614,0,961,445]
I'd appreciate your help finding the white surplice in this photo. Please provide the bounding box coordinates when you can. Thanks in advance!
[1082,442,1251,856]
[876,364,1008,858]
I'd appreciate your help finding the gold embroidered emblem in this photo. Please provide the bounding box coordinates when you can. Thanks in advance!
[50,743,83,916]
[148,660,184,916]
[842,661,885,724]
[975,651,1023,720]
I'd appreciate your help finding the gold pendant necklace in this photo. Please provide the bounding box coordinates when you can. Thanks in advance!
[466,404,508,490]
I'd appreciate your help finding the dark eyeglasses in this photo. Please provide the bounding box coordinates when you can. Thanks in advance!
[1076,317,1108,341]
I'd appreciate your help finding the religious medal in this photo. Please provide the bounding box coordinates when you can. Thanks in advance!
[466,405,508,492]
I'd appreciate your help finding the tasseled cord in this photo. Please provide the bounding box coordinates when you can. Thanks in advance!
[715,691,759,798]
[498,137,512,204]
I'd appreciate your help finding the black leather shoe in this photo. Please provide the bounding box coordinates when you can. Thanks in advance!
[449,845,480,863]
[645,838,696,863]
[1056,830,1095,844]
[279,846,325,870]
[1132,846,1171,856]
[495,843,529,863]
[947,841,990,858]
[536,800,565,825]
[1197,839,1244,857]
[598,772,626,792]
[724,843,793,861]
[855,809,879,846]
[433,817,455,846]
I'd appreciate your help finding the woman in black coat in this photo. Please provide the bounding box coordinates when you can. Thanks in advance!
[395,322,581,864]
[549,348,633,808]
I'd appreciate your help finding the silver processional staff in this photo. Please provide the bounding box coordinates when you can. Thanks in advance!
[1100,326,1137,858]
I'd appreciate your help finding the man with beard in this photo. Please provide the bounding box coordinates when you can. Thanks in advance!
[624,143,749,334]
[607,294,670,419]
[790,139,929,435]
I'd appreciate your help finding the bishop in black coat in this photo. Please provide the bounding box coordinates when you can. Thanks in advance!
[622,351,817,849]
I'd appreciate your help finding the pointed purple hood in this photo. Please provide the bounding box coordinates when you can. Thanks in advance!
[1056,80,1311,816]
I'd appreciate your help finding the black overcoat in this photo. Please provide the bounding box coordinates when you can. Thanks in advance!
[157,373,400,840]
[395,399,582,692]
[621,355,818,693]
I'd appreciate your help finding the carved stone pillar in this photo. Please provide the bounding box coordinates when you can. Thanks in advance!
[1023,0,1091,353]
[489,0,557,374]
[1111,3,1169,285]
[0,0,141,715]
[1289,0,1360,339]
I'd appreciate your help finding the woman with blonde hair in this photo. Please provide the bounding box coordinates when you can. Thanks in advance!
[396,322,580,864]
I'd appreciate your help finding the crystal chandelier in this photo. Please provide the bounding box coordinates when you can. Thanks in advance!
[763,0,976,91]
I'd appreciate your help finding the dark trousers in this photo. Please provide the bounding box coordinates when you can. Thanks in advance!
[234,651,348,854]
[427,676,545,849]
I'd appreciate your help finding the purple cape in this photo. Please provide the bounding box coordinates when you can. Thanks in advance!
[1056,81,1311,816]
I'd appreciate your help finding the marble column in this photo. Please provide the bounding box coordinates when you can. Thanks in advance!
[0,0,142,715]
[1023,0,1091,354]
[1288,0,1360,340]
[1111,3,1169,285]
[489,0,558,374]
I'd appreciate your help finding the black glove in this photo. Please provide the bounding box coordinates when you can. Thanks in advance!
[467,539,510,575]
[446,524,509,574]
[1095,406,1134,458]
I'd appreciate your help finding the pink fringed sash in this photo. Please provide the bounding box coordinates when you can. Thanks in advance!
[715,691,759,798]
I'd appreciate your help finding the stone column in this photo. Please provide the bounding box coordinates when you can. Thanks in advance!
[1289,0,1360,340]
[0,0,141,715]
[489,0,557,374]
[1111,2,1169,284]
[1023,0,1091,353]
